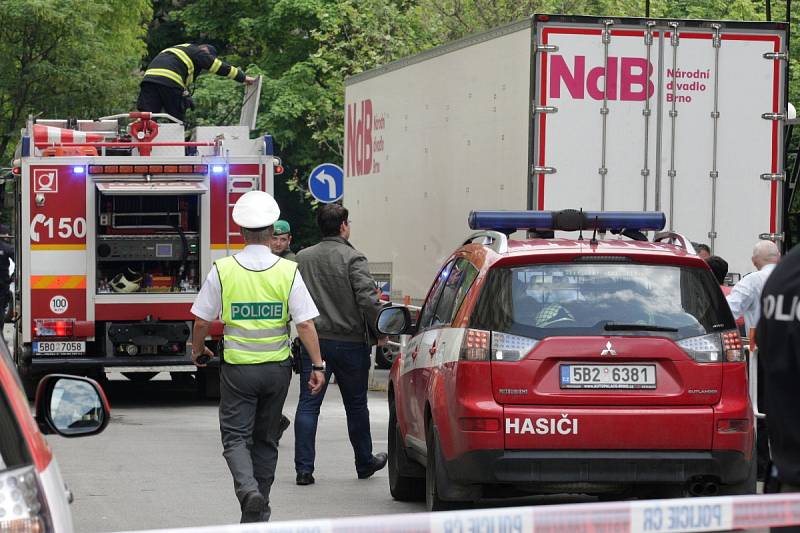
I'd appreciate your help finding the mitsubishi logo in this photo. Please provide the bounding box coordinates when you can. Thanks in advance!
[600,341,617,356]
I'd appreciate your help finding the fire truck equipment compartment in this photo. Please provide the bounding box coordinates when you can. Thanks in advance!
[95,191,202,293]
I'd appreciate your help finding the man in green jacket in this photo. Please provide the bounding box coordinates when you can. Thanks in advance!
[293,203,388,485]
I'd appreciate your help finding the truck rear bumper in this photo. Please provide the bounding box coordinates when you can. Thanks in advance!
[26,356,213,372]
[445,449,750,486]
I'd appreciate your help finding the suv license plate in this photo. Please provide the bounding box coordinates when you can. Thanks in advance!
[560,364,656,389]
[33,341,86,356]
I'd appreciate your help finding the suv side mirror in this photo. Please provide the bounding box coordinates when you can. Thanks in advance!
[35,375,110,437]
[377,306,412,336]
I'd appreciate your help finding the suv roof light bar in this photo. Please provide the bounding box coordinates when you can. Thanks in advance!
[468,210,666,233]
[463,230,508,254]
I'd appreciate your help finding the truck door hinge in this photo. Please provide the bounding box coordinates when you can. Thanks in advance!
[601,20,614,44]
[643,21,656,45]
[534,106,558,114]
[536,44,558,53]
[669,22,681,46]
[532,166,557,175]
[760,172,786,182]
[711,24,722,48]
[763,52,788,61]
[762,112,786,121]
[760,232,784,242]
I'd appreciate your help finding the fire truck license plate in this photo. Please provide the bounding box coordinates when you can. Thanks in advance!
[560,364,656,389]
[33,341,86,355]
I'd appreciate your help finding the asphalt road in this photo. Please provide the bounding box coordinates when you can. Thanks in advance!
[47,369,425,532]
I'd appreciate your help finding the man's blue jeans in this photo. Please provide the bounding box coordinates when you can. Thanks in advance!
[294,339,374,475]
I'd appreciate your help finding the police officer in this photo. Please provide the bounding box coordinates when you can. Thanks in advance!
[270,220,295,261]
[190,191,325,523]
[269,218,295,441]
[757,244,800,533]
[138,43,256,123]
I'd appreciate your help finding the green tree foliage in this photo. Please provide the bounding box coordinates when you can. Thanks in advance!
[0,0,152,159]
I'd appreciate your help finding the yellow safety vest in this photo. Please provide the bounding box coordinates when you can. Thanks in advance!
[216,255,296,365]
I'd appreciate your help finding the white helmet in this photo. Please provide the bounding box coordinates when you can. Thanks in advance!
[232,190,280,229]
[111,269,143,293]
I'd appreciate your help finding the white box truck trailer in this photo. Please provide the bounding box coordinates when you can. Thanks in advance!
[343,15,790,301]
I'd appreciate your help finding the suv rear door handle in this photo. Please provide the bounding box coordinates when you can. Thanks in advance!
[429,342,437,356]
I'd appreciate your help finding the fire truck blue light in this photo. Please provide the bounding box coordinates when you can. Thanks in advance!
[72,166,85,174]
[211,165,226,174]
[468,211,666,232]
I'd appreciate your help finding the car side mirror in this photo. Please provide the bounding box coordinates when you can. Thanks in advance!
[377,306,412,336]
[35,375,110,437]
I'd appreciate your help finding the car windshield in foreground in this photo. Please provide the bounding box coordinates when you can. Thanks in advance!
[470,262,735,340]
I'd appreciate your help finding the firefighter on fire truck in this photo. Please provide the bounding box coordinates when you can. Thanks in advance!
[138,43,256,122]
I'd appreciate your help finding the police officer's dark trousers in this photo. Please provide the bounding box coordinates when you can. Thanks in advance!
[219,358,292,522]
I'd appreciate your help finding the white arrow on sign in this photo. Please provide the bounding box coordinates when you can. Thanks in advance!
[315,171,337,199]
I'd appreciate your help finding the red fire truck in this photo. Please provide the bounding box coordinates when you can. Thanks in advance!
[10,111,281,397]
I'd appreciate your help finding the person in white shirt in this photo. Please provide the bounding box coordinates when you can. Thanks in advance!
[726,240,780,333]
[726,239,780,483]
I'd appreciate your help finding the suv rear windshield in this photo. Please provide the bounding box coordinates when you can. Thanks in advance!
[471,263,735,340]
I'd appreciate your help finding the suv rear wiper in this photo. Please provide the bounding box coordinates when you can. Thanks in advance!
[603,323,678,332]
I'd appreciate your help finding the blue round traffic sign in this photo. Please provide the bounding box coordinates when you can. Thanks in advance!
[308,163,344,203]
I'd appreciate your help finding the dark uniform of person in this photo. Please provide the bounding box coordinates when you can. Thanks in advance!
[757,244,800,532]
[0,233,14,337]
[190,191,325,523]
[138,43,254,123]
[293,203,388,485]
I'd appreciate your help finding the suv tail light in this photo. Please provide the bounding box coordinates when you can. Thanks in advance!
[721,330,745,361]
[459,330,538,362]
[677,330,744,363]
[459,329,490,361]
[0,465,51,533]
[491,332,538,362]
[34,318,74,337]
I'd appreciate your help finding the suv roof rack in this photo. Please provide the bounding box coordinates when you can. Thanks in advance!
[653,231,697,254]
[463,230,508,254]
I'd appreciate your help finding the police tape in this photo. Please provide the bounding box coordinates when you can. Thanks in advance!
[117,493,800,533]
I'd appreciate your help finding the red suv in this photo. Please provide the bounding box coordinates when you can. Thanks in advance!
[378,210,755,511]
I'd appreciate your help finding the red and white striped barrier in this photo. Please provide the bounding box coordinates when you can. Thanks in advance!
[115,492,800,533]
[32,124,106,145]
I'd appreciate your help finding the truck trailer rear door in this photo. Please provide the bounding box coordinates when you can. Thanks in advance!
[533,15,787,276]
